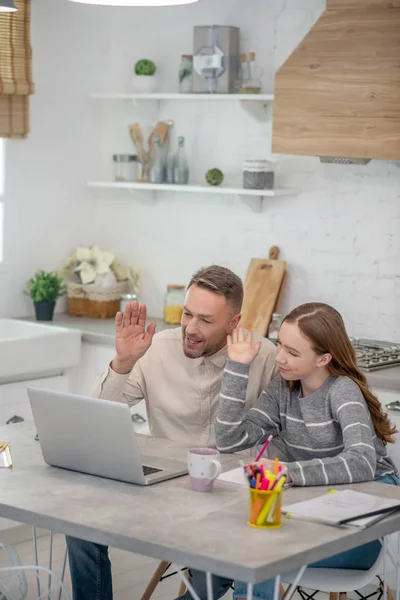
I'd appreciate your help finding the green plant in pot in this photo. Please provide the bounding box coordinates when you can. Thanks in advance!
[132,59,158,93]
[24,270,67,321]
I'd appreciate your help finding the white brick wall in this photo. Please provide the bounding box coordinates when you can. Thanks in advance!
[3,0,400,341]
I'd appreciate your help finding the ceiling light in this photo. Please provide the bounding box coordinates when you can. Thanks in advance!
[68,0,198,6]
[0,0,17,12]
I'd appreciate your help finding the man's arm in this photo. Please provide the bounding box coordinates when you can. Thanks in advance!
[91,301,155,406]
[91,361,145,406]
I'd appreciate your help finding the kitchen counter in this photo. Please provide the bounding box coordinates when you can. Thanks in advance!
[23,313,175,346]
[21,315,400,393]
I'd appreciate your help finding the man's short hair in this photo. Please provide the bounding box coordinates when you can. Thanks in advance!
[188,265,243,314]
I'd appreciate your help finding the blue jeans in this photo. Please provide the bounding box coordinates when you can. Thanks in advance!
[65,536,112,600]
[66,475,399,600]
[179,474,400,600]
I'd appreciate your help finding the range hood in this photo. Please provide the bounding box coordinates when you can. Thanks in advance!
[272,0,400,162]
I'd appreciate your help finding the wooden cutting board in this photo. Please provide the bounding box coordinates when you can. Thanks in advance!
[241,246,286,336]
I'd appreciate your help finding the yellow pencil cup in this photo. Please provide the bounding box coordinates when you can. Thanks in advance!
[248,488,282,529]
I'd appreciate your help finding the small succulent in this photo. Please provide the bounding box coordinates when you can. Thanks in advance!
[24,270,67,303]
[206,168,224,187]
[134,59,156,76]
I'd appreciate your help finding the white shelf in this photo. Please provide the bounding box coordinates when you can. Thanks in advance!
[91,92,274,102]
[87,181,295,198]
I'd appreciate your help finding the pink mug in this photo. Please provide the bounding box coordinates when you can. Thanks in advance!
[187,448,222,492]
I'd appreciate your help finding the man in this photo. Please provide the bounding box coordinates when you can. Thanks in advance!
[66,265,278,600]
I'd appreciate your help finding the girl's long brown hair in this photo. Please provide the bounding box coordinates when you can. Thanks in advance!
[283,302,396,444]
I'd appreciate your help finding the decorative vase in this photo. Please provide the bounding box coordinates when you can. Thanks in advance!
[34,301,55,321]
[132,75,158,93]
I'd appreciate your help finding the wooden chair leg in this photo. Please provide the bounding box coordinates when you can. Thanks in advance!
[283,585,298,600]
[177,568,190,596]
[140,561,170,600]
[329,593,339,600]
[379,582,395,600]
[280,583,286,598]
[178,569,189,598]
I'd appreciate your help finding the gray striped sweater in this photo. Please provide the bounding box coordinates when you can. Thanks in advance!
[216,360,397,486]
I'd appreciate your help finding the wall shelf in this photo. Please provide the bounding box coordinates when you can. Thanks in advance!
[88,180,294,197]
[87,181,297,211]
[91,92,274,102]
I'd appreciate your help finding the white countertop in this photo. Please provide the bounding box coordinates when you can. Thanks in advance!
[21,314,400,393]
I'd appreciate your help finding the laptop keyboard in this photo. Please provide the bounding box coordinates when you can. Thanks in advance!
[142,464,163,476]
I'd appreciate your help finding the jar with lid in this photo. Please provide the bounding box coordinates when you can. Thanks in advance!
[113,154,139,182]
[268,313,281,344]
[164,285,185,324]
[243,160,274,190]
[120,293,138,314]
[179,55,193,93]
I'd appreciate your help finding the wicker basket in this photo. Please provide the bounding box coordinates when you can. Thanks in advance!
[67,281,129,319]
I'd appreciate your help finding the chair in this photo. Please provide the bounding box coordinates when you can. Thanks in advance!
[282,546,391,600]
[140,562,189,600]
[283,432,400,600]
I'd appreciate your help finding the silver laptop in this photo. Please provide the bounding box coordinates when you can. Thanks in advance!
[28,388,188,485]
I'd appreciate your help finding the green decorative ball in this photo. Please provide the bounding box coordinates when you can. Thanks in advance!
[134,59,157,76]
[206,168,224,186]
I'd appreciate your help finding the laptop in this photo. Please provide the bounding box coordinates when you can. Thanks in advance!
[28,388,188,485]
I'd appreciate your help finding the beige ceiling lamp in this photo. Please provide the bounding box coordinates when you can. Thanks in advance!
[69,0,198,5]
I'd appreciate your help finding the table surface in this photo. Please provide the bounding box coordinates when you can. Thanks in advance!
[3,423,400,584]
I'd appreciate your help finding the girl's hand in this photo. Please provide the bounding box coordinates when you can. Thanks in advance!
[227,327,261,365]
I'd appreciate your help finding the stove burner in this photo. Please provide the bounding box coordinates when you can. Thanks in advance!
[350,338,400,371]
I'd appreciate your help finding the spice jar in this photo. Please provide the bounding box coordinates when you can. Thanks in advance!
[164,285,185,324]
[113,154,139,182]
[243,160,274,190]
[120,293,138,313]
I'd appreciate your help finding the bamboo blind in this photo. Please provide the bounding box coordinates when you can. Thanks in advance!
[0,0,34,138]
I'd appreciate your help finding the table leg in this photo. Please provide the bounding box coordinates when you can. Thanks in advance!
[383,537,388,600]
[273,575,282,600]
[397,533,400,600]
[206,572,213,600]
[32,525,41,599]
[48,530,53,599]
[174,564,202,600]
[281,565,308,600]
[246,583,254,600]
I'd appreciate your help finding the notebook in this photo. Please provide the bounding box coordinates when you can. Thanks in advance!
[282,489,400,529]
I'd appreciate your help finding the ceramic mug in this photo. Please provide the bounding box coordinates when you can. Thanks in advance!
[187,448,222,492]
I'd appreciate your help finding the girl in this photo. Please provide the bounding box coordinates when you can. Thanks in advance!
[216,302,399,600]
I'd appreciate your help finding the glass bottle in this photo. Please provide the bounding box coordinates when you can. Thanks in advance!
[164,285,186,324]
[173,136,189,185]
[268,313,281,344]
[179,55,193,93]
[166,122,175,184]
[150,136,165,184]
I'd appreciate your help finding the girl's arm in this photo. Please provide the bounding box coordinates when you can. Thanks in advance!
[288,378,377,486]
[216,358,281,452]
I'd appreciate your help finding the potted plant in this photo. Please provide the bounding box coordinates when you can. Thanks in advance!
[132,59,158,93]
[24,270,67,321]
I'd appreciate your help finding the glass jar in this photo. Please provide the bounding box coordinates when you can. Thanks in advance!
[243,160,275,190]
[113,154,139,182]
[120,293,138,314]
[164,285,185,324]
[268,313,281,344]
[179,55,193,93]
